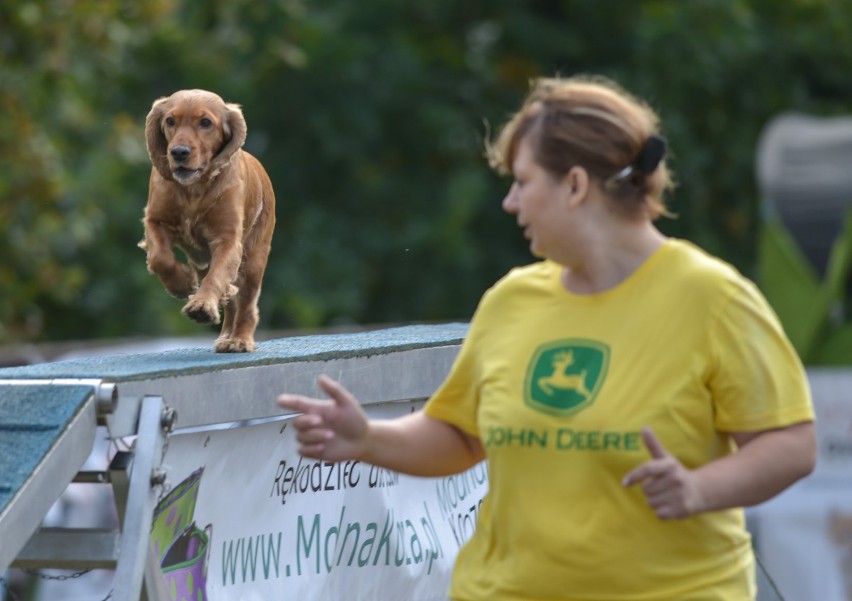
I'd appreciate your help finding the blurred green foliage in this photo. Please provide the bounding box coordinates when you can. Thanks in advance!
[759,211,852,366]
[3,0,852,347]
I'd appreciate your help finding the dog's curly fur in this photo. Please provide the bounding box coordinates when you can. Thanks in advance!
[140,89,276,352]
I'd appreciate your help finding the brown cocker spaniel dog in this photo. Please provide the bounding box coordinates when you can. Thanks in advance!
[140,89,276,352]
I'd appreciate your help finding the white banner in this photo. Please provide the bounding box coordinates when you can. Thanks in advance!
[748,380,852,601]
[151,401,488,601]
[750,485,852,601]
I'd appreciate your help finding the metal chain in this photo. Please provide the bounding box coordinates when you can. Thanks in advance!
[24,567,91,581]
[1,572,113,601]
[0,576,20,601]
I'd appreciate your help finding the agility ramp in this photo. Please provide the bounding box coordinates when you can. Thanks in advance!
[0,323,467,601]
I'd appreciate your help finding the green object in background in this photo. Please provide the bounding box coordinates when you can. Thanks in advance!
[758,209,852,365]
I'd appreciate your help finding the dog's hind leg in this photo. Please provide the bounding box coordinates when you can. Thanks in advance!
[214,288,259,352]
[213,269,262,353]
[215,300,237,350]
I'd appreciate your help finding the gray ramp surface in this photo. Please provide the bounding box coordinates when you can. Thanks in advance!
[0,384,97,572]
[0,384,95,516]
[0,323,469,382]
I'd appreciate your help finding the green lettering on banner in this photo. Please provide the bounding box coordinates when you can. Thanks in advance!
[358,522,378,567]
[440,473,467,512]
[221,533,282,586]
[421,502,443,575]
[325,506,346,572]
[339,521,361,567]
[406,519,422,565]
[222,538,240,586]
[394,522,406,566]
[261,532,282,579]
[241,536,260,582]
[285,503,457,579]
[372,510,394,566]
[296,514,321,575]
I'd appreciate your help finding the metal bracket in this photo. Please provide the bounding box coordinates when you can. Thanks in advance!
[0,378,117,419]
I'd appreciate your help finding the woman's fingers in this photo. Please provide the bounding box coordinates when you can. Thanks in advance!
[640,426,670,459]
[622,426,701,519]
[275,375,369,463]
[297,442,327,459]
[317,374,359,409]
[276,375,353,415]
[275,393,327,414]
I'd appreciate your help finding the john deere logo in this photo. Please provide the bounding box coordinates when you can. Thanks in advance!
[524,339,610,416]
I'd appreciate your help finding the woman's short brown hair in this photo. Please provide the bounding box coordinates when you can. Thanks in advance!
[487,75,675,219]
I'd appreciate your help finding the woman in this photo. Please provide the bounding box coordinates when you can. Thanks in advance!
[276,75,816,600]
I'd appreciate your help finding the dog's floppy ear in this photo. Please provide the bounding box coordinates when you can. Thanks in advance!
[210,102,247,174]
[145,96,172,179]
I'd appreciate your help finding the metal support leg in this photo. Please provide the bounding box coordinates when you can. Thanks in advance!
[112,396,169,601]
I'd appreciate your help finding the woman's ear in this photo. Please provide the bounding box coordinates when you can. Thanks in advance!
[145,96,172,180]
[562,166,590,208]
[210,103,247,173]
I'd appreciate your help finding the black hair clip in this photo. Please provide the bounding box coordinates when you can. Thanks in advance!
[606,134,667,189]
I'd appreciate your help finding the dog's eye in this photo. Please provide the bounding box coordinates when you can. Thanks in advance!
[200,118,213,128]
[165,117,175,127]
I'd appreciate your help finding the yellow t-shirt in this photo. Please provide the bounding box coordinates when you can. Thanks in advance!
[424,239,814,601]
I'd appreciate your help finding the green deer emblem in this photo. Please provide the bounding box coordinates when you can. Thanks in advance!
[525,340,610,416]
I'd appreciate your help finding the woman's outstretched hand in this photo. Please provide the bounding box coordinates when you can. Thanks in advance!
[275,374,369,462]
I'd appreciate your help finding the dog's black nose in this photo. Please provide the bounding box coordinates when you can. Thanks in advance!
[170,145,191,162]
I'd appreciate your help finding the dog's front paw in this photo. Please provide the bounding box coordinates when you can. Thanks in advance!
[182,295,221,325]
[214,337,256,353]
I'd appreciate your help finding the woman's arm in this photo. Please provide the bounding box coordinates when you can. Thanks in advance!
[622,421,816,520]
[276,374,485,477]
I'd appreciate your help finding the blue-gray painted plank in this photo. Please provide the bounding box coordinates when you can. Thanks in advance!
[0,323,468,382]
[0,384,95,515]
